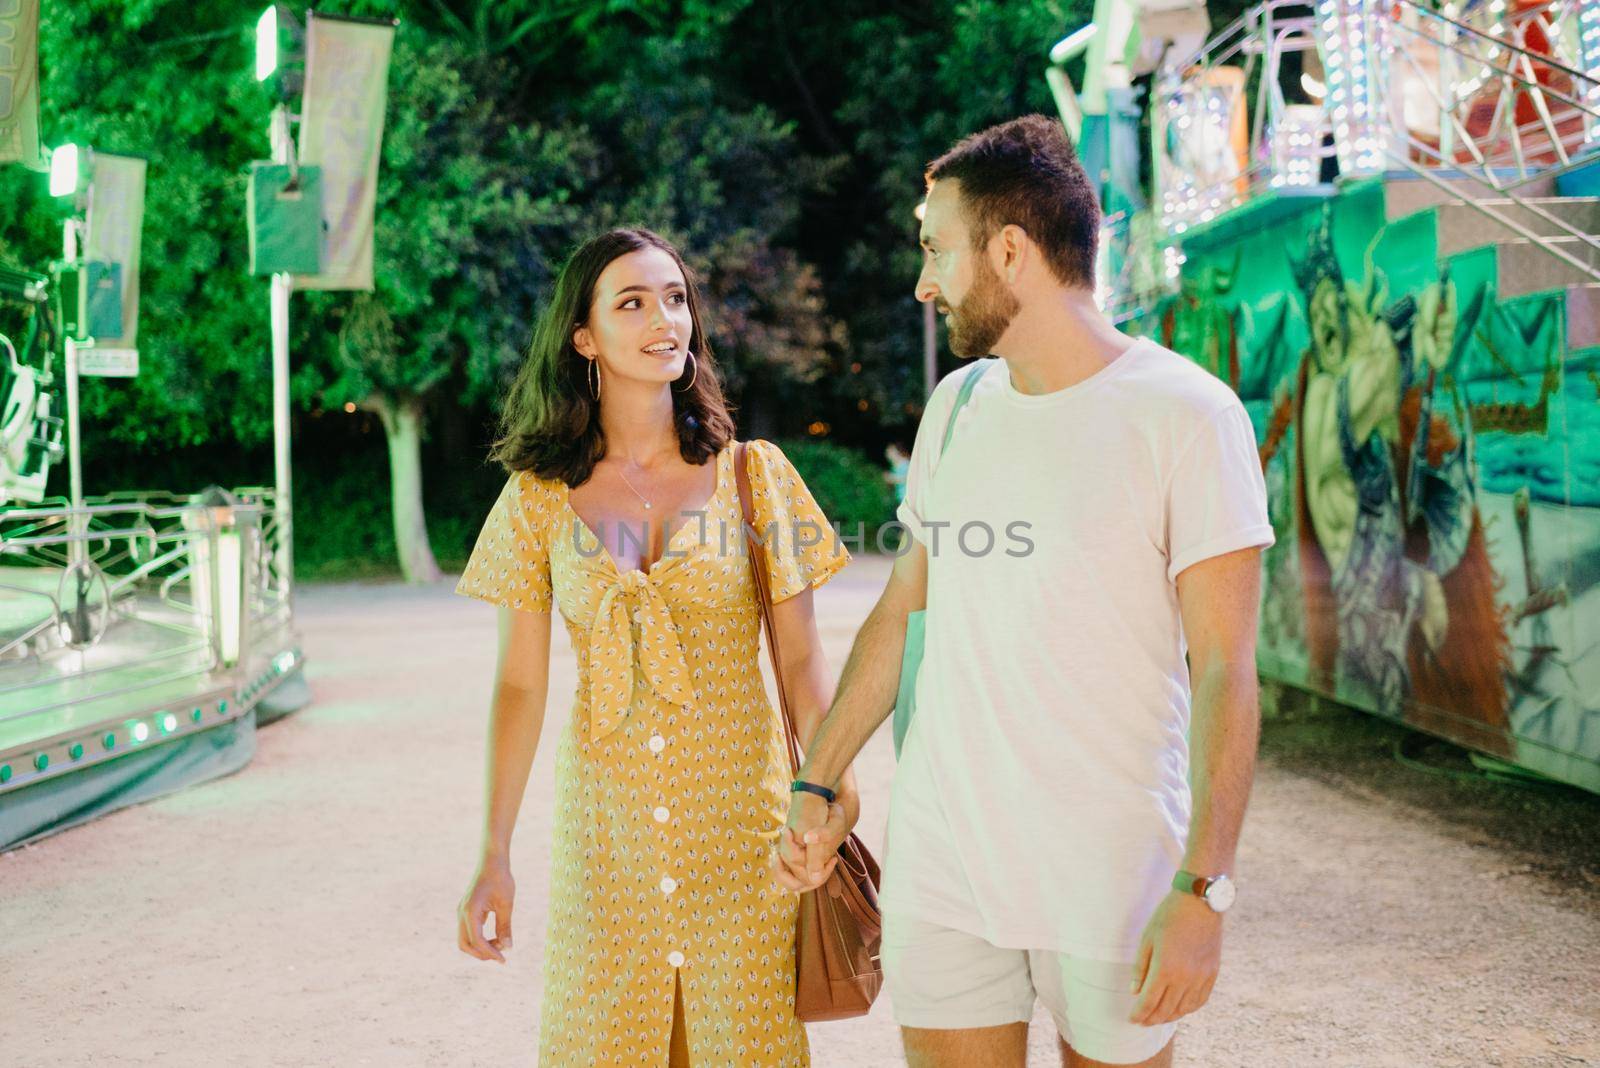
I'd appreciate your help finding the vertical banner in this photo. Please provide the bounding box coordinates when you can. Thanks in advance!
[0,0,41,166]
[83,152,147,356]
[293,14,393,292]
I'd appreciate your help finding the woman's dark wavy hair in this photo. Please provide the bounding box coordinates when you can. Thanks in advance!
[489,228,737,485]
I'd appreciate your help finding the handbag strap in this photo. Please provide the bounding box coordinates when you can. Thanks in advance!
[734,440,805,777]
[938,358,993,458]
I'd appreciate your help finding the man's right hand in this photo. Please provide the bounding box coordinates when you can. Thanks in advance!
[458,855,516,963]
[771,791,839,892]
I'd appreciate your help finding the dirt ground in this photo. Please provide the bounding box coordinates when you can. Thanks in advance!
[3,554,1598,1067]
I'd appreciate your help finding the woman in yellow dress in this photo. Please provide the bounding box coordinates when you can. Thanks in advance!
[454,228,861,1067]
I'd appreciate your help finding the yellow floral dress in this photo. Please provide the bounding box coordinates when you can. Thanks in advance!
[456,439,852,1067]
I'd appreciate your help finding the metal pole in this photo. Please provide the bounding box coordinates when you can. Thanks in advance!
[235,511,257,686]
[270,271,292,597]
[63,336,83,568]
[268,104,294,604]
[207,512,224,668]
[923,299,938,399]
[62,215,85,568]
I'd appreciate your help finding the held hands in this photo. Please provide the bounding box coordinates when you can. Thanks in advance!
[1129,889,1223,1026]
[771,787,859,893]
[457,855,516,964]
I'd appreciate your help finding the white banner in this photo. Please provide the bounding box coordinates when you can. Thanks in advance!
[84,152,147,349]
[84,151,145,346]
[0,0,41,166]
[293,14,394,292]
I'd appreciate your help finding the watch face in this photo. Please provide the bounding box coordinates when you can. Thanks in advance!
[1205,875,1236,912]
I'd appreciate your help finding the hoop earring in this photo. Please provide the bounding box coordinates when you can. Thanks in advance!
[587,358,601,402]
[674,351,698,393]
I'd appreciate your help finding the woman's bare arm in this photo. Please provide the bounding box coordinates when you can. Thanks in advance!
[458,604,552,962]
[481,604,554,859]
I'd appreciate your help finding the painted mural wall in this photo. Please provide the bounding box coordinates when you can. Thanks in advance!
[1138,179,1600,792]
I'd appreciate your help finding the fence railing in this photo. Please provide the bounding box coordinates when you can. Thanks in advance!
[1154,0,1337,235]
[0,490,287,723]
[1129,0,1600,307]
[1385,0,1599,183]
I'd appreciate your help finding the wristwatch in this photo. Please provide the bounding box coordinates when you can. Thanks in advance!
[1172,870,1236,913]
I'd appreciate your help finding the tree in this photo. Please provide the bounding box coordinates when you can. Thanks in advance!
[558,34,841,435]
[3,0,1139,579]
[310,33,594,582]
[0,1,278,453]
[739,0,1090,442]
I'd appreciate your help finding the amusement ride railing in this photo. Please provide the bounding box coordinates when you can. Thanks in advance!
[1153,0,1338,236]
[1378,0,1600,283]
[1119,0,1600,313]
[0,489,288,726]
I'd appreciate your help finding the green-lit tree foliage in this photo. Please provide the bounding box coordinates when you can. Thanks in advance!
[7,0,1270,576]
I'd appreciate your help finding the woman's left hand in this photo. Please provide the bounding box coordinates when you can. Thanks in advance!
[774,789,860,891]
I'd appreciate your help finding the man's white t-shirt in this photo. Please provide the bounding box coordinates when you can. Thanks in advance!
[882,336,1274,960]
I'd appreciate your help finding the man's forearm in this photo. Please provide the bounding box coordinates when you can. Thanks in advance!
[782,648,861,803]
[1181,659,1260,876]
[796,594,909,790]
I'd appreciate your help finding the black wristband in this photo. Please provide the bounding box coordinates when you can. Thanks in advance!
[791,779,837,804]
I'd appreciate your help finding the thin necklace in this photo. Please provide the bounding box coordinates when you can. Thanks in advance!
[616,463,653,510]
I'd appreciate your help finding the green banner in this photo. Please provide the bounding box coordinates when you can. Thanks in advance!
[248,163,324,276]
[293,14,393,292]
[83,152,147,349]
[0,0,41,167]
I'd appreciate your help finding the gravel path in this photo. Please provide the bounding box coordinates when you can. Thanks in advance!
[2,555,1596,1066]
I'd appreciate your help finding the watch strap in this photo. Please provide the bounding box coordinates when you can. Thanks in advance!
[791,779,837,804]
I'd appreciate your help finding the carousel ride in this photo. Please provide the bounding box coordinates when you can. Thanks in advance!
[0,240,307,851]
[0,2,400,849]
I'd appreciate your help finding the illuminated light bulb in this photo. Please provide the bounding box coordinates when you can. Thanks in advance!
[255,6,279,81]
[48,144,81,198]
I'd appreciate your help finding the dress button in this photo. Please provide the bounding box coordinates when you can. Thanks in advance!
[653,806,670,823]
[667,950,685,968]
[660,876,678,894]
[648,735,666,753]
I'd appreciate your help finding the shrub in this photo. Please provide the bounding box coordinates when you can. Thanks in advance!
[773,438,895,553]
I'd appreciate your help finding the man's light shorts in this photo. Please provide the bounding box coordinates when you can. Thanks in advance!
[882,912,1177,1065]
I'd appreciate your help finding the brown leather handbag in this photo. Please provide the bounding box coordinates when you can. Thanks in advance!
[734,440,884,1022]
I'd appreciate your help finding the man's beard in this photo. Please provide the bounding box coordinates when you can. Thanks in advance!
[944,255,1020,357]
